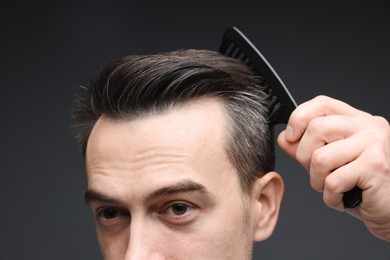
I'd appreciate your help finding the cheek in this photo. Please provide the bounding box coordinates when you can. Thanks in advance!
[96,225,130,260]
[182,205,252,259]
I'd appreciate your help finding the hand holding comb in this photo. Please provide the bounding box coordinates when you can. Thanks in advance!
[219,27,362,208]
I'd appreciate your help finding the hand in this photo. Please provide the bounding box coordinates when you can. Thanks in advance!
[277,95,390,242]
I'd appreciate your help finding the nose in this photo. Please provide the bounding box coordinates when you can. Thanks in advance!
[124,218,166,260]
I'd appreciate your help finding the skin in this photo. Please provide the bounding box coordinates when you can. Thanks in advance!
[278,95,390,242]
[85,98,284,259]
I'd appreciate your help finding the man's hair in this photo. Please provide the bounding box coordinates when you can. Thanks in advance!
[73,49,275,194]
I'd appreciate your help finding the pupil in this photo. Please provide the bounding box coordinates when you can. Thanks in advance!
[172,203,187,215]
[103,209,118,219]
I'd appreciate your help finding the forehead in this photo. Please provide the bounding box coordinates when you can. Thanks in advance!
[86,98,227,161]
[85,98,240,198]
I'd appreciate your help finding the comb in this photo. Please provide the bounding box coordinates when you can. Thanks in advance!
[219,27,297,125]
[219,26,362,208]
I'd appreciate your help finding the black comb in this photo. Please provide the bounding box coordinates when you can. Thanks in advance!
[219,26,362,208]
[219,27,297,125]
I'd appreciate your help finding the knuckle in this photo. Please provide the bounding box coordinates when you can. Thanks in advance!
[311,149,328,171]
[290,107,306,123]
[324,176,338,194]
[306,117,326,136]
[314,95,330,103]
[366,149,390,174]
[373,115,390,128]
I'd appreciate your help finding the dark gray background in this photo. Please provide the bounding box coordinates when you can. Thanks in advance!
[1,1,389,259]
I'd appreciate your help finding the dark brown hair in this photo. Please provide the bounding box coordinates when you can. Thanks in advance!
[73,49,274,193]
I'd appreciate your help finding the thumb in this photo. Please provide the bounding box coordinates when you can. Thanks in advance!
[277,130,298,158]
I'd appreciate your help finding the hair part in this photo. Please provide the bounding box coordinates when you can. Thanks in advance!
[73,49,275,194]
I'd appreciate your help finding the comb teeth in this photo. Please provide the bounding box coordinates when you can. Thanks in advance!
[220,39,283,124]
[219,27,297,125]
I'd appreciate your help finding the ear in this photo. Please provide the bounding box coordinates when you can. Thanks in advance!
[251,171,284,242]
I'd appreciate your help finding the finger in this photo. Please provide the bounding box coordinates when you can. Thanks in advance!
[322,165,361,211]
[284,95,368,142]
[309,136,364,192]
[322,154,372,211]
[277,130,298,158]
[294,115,361,170]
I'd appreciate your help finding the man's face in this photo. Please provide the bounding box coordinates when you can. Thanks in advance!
[85,98,281,259]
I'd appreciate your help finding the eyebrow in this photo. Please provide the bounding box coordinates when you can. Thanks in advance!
[84,190,120,205]
[146,179,211,202]
[84,179,213,206]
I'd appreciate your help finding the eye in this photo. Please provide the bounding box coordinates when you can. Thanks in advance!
[98,208,119,219]
[95,207,130,227]
[166,203,193,216]
[159,201,199,225]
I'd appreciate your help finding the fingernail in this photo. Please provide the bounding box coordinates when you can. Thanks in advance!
[285,125,294,141]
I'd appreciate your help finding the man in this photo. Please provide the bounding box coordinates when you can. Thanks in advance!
[73,49,390,259]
